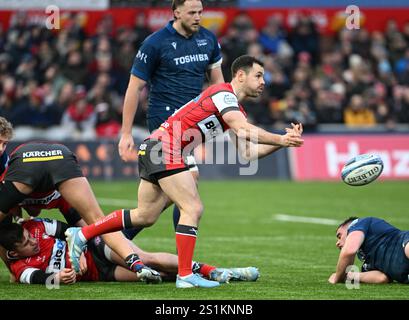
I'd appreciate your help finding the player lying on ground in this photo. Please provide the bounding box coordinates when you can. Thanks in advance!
[0,218,259,284]
[329,216,409,284]
[0,134,161,282]
[65,55,304,289]
[0,163,257,284]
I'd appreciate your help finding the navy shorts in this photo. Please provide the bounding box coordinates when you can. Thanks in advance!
[368,232,409,283]
[147,111,174,132]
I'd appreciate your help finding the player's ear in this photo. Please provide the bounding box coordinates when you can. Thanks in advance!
[7,250,19,259]
[174,8,181,20]
[237,69,246,83]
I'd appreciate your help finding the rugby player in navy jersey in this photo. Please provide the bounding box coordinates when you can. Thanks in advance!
[329,217,409,284]
[118,0,225,239]
[66,55,304,288]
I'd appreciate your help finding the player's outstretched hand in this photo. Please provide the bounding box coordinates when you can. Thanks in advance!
[118,133,136,162]
[285,122,303,137]
[57,268,77,284]
[281,122,304,147]
[328,273,337,284]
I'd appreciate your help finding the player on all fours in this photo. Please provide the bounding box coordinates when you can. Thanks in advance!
[329,216,409,284]
[66,55,304,289]
[0,218,259,285]
[0,140,161,283]
[119,0,225,240]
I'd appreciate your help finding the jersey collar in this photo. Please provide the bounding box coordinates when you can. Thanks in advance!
[166,20,197,39]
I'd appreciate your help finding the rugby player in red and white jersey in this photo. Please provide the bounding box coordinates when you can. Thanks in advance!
[0,139,163,283]
[1,160,255,284]
[66,55,304,288]
[0,217,258,284]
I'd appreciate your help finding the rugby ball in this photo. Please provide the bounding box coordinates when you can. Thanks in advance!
[341,153,383,186]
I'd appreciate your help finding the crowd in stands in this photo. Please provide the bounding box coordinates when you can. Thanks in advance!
[0,11,409,140]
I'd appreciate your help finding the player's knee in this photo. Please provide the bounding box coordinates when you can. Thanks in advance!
[189,201,204,220]
[138,214,158,227]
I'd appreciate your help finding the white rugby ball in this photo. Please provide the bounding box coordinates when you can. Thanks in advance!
[341,153,384,186]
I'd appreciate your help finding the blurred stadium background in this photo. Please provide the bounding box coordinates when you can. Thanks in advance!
[1,0,409,301]
[0,0,409,183]
[1,0,409,183]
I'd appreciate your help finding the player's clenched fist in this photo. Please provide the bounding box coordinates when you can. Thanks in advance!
[56,268,77,284]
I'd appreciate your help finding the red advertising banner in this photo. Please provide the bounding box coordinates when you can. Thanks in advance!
[290,135,409,181]
[1,7,409,36]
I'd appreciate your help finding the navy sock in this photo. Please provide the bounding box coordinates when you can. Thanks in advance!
[173,205,181,231]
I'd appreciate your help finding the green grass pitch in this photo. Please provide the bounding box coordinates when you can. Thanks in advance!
[0,180,408,300]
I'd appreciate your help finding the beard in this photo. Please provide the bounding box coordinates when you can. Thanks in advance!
[180,20,200,35]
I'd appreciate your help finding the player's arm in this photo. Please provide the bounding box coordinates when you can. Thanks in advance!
[0,181,28,224]
[207,66,224,85]
[229,123,303,161]
[329,231,365,284]
[207,35,224,85]
[118,75,147,161]
[18,268,76,285]
[222,110,304,148]
[346,270,390,284]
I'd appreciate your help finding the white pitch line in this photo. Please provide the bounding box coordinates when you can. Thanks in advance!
[274,214,339,226]
[98,198,136,207]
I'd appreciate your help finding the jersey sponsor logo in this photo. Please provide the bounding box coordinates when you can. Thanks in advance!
[20,191,61,207]
[223,94,237,105]
[171,42,177,49]
[173,54,209,66]
[197,115,223,140]
[136,50,148,63]
[46,239,66,273]
[22,150,64,162]
[196,39,207,47]
[138,143,147,156]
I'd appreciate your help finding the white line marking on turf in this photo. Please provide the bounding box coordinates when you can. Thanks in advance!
[274,214,339,226]
[98,198,136,207]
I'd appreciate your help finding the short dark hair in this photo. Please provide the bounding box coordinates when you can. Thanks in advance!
[231,55,264,78]
[336,216,359,232]
[172,0,199,11]
[0,223,24,251]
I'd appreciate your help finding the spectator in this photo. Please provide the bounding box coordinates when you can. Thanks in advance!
[61,85,96,139]
[344,94,376,127]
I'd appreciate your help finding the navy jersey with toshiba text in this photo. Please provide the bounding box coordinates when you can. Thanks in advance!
[348,217,409,283]
[131,21,222,124]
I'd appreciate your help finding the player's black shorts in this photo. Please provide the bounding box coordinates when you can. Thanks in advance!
[138,139,189,185]
[87,236,116,281]
[5,143,84,192]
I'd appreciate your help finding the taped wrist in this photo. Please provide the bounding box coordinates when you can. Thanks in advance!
[0,181,27,213]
